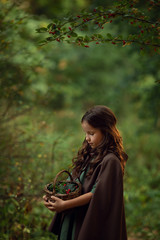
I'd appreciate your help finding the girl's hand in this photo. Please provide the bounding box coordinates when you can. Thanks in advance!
[43,195,53,211]
[43,195,65,213]
[43,192,93,213]
[43,195,49,203]
[49,196,65,212]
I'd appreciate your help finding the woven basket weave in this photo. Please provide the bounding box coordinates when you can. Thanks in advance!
[44,170,82,201]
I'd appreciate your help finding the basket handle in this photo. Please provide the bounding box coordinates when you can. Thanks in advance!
[53,170,73,194]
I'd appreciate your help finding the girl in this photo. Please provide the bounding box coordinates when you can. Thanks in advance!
[43,105,128,240]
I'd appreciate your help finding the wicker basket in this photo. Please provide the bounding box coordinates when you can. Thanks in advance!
[44,170,82,201]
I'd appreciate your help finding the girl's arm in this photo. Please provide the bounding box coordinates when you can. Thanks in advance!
[43,192,93,213]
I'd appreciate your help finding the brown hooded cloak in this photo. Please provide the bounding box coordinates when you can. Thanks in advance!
[48,153,127,240]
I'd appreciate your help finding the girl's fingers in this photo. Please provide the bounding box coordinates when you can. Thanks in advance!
[51,195,60,201]
[48,206,55,211]
[43,195,48,201]
[44,202,55,211]
[44,202,50,207]
[43,196,63,212]
[44,200,53,206]
[48,200,56,206]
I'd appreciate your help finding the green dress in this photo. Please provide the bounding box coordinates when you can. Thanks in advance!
[59,168,96,240]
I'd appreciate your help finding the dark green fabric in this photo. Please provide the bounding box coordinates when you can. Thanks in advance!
[59,167,96,240]
[59,212,75,240]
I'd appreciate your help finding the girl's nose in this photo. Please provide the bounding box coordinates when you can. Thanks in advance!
[86,134,90,142]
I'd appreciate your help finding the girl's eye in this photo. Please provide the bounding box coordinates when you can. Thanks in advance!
[84,132,94,136]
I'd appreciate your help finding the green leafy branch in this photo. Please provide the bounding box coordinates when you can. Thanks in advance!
[36,0,160,53]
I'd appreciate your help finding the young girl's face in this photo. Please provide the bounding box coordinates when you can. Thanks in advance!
[81,121,104,149]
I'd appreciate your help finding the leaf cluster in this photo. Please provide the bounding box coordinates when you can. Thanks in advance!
[47,181,79,194]
[36,0,160,53]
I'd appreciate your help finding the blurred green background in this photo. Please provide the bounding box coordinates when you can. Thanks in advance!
[0,0,160,239]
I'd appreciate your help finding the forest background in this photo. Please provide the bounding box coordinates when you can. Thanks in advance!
[0,0,160,239]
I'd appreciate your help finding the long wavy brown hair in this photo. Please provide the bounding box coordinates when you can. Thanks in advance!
[72,105,128,178]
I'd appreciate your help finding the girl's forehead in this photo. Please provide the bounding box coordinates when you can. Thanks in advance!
[81,121,96,131]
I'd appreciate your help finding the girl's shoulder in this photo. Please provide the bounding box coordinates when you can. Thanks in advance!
[101,153,121,168]
[95,153,123,185]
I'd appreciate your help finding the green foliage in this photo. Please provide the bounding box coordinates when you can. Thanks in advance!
[0,107,76,239]
[54,182,79,194]
[36,0,160,53]
[0,0,160,239]
[0,1,43,106]
[125,166,160,239]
